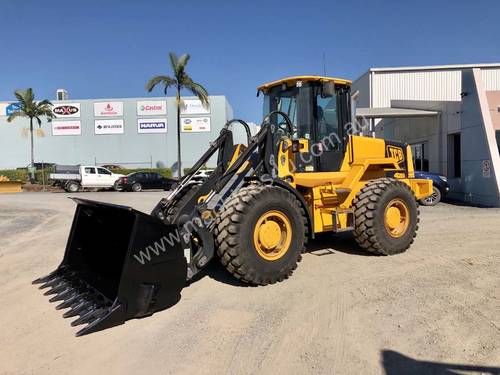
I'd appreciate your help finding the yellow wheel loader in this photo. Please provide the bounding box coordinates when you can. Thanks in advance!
[34,76,432,336]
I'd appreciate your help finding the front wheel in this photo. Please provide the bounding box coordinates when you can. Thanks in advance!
[353,178,419,255]
[215,184,307,285]
[113,181,123,191]
[419,186,441,206]
[131,183,142,192]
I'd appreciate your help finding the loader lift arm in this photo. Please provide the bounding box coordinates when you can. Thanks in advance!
[154,111,309,280]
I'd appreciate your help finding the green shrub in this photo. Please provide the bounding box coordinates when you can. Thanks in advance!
[0,169,28,181]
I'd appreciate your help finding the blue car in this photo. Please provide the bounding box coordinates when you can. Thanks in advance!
[414,171,450,206]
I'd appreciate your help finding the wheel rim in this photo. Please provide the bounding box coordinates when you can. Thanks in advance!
[425,188,439,204]
[253,210,292,261]
[384,198,410,238]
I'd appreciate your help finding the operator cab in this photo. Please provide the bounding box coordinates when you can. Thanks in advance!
[258,76,352,173]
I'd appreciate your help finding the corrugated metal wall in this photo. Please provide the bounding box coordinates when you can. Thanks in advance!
[371,67,500,108]
[481,68,500,90]
[351,71,370,108]
[372,70,462,107]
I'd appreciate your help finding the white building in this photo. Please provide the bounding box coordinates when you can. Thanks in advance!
[353,63,500,207]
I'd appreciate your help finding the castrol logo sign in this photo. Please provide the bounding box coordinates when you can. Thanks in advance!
[137,100,167,116]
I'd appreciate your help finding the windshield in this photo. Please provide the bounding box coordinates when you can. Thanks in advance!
[263,84,313,139]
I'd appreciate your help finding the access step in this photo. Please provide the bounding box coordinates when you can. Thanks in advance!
[332,208,355,232]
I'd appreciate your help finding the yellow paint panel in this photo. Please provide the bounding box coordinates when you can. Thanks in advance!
[257,76,351,92]
[0,181,23,193]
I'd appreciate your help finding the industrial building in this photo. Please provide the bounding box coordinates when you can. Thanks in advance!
[0,94,234,171]
[353,63,500,207]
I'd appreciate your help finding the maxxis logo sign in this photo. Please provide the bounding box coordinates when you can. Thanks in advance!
[53,103,80,118]
[137,118,167,133]
[94,101,123,117]
[137,101,167,116]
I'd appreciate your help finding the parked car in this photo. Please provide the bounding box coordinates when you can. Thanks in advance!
[100,164,123,170]
[50,165,124,192]
[415,171,450,206]
[116,172,177,192]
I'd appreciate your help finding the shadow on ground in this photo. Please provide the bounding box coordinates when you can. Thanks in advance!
[189,231,372,287]
[305,231,372,257]
[382,350,500,375]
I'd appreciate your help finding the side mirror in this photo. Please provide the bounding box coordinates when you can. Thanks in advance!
[321,81,335,97]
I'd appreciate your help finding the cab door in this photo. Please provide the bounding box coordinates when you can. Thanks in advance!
[97,167,114,186]
[82,167,98,186]
[313,88,349,172]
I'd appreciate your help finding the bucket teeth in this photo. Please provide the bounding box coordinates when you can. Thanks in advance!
[43,282,69,296]
[55,292,83,309]
[63,301,93,318]
[32,271,59,285]
[49,288,76,303]
[71,308,104,327]
[38,277,64,290]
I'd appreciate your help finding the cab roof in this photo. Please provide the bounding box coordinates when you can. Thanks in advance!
[257,76,352,92]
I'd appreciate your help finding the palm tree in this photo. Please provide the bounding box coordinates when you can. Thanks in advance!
[7,88,54,182]
[146,52,209,178]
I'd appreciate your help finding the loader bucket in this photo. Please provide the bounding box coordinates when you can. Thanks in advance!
[33,198,187,336]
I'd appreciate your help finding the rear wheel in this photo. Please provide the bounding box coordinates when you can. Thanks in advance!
[419,186,441,206]
[66,181,80,193]
[131,183,142,192]
[353,178,419,255]
[215,184,307,285]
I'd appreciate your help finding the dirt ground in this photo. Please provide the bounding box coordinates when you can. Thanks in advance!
[0,191,499,375]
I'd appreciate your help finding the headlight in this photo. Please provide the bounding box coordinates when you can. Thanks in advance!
[439,175,447,182]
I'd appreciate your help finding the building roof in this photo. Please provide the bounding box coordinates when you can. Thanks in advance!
[367,63,500,73]
[356,107,439,119]
[257,76,351,92]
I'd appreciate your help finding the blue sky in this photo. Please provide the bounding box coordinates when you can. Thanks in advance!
[1,0,499,122]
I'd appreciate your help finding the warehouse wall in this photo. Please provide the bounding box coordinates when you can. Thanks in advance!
[0,96,232,170]
[376,70,500,207]
[376,100,460,175]
[356,66,500,109]
[486,91,500,130]
[458,69,500,207]
[352,71,370,108]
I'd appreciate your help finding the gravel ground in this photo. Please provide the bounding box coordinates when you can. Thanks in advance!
[0,191,499,375]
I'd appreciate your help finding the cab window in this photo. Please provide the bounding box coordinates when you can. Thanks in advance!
[84,167,95,174]
[97,168,111,175]
[316,95,338,140]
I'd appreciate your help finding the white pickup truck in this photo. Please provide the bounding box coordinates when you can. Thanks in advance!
[50,165,124,192]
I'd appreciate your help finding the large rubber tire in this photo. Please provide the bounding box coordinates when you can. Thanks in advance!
[131,183,142,192]
[419,185,441,206]
[214,184,307,285]
[353,178,419,255]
